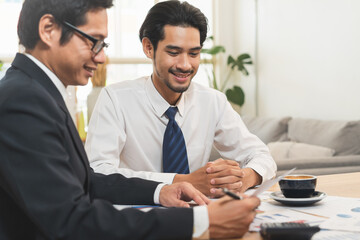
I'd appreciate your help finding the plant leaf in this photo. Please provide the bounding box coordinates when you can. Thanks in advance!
[241,68,249,76]
[237,53,251,61]
[225,86,245,107]
[226,54,252,76]
[235,62,244,71]
[227,55,235,65]
[201,45,225,55]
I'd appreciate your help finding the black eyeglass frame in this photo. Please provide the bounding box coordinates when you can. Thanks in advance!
[62,21,109,55]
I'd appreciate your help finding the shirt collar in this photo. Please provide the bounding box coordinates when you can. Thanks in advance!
[145,76,185,118]
[24,53,68,101]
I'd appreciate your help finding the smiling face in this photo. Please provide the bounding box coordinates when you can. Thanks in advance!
[144,25,201,105]
[49,9,108,86]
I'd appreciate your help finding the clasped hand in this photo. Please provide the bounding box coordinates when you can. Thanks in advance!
[174,159,262,197]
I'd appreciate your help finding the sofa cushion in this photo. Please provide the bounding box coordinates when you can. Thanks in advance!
[276,155,360,171]
[276,155,360,175]
[267,141,335,160]
[241,116,291,144]
[288,118,360,156]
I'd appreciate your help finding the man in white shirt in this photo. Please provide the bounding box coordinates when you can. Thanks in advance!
[0,0,262,239]
[86,0,277,197]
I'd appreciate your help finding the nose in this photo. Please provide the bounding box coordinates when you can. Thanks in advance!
[92,49,106,64]
[176,53,191,71]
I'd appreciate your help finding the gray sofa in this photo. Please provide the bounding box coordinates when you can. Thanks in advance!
[210,116,360,176]
[242,116,360,175]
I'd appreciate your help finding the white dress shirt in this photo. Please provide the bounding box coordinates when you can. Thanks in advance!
[86,76,276,237]
[86,76,277,183]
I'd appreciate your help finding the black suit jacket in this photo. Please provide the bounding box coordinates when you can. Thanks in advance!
[0,53,193,240]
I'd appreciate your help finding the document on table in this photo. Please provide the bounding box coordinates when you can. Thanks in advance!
[318,197,360,232]
[248,192,326,232]
[249,190,360,238]
[313,230,360,240]
[249,207,326,231]
[283,195,360,232]
[113,205,162,212]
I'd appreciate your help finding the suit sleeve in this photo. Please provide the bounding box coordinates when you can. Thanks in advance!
[0,81,193,240]
[89,171,159,205]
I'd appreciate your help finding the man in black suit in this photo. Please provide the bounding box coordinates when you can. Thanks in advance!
[0,0,260,239]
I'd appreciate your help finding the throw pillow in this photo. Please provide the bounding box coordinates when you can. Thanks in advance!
[267,141,335,160]
[241,116,291,144]
[288,118,360,156]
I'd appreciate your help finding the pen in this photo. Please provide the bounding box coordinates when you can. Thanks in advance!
[222,188,242,200]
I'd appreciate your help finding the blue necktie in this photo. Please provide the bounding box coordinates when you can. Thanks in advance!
[162,107,190,174]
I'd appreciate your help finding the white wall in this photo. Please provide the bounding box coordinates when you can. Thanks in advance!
[218,0,360,120]
[217,0,258,116]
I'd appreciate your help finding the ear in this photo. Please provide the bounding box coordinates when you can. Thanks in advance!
[142,37,154,59]
[38,14,61,48]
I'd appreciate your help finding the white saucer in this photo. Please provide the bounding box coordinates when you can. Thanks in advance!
[270,191,327,206]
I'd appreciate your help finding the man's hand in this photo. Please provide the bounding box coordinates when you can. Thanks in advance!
[237,167,262,192]
[208,164,263,194]
[206,159,244,196]
[159,182,210,208]
[173,164,213,196]
[207,195,260,239]
[174,159,259,198]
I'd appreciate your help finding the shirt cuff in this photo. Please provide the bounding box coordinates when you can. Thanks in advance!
[192,205,209,238]
[245,156,277,183]
[153,183,166,205]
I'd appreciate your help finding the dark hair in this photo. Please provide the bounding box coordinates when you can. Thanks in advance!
[139,0,208,51]
[18,0,113,50]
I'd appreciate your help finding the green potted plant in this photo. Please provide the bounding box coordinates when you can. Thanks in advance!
[201,37,252,108]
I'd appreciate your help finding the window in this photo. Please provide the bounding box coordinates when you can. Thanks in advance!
[0,0,23,79]
[0,0,22,59]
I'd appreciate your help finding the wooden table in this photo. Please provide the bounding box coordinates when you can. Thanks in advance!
[237,172,360,240]
[271,171,360,198]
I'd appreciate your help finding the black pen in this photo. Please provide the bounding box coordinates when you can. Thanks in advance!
[222,188,242,200]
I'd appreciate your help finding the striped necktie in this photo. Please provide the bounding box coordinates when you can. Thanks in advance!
[162,107,189,174]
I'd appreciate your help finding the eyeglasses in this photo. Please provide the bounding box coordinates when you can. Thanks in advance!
[62,21,109,55]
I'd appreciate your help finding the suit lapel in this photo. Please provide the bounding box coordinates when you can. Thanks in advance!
[12,53,90,186]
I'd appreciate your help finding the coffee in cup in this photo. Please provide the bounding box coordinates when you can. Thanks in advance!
[279,175,317,198]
